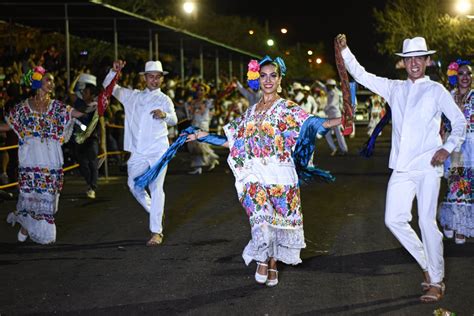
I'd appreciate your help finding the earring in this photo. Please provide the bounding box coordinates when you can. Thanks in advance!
[277,84,282,93]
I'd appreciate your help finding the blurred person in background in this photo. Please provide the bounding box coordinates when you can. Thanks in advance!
[439,59,473,245]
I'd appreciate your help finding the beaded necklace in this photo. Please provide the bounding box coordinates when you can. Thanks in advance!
[29,95,52,142]
[454,89,469,111]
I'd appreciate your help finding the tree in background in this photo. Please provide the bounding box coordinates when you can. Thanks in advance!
[374,0,474,73]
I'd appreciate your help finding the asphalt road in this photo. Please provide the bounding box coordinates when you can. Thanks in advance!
[1,125,473,315]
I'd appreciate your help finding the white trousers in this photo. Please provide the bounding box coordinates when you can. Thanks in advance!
[385,170,444,283]
[127,153,168,234]
[325,126,348,152]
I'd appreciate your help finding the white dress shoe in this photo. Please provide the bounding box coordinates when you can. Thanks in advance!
[188,167,202,175]
[255,262,268,284]
[17,229,28,242]
[266,269,279,287]
[455,234,466,244]
[443,228,454,239]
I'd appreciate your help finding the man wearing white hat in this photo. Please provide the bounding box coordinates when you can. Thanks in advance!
[103,60,178,246]
[70,73,102,200]
[336,34,466,302]
[316,79,348,156]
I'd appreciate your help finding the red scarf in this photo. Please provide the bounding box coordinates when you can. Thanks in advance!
[334,39,354,136]
[98,71,121,116]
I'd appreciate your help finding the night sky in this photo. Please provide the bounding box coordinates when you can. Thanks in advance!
[210,0,387,74]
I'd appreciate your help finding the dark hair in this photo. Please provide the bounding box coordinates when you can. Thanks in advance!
[84,83,99,97]
[259,60,282,77]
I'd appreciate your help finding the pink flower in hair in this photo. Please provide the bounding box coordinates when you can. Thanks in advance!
[248,60,260,72]
[448,62,459,71]
[34,66,46,75]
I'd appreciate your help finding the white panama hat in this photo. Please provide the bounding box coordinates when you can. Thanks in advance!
[326,79,337,86]
[78,73,97,86]
[395,37,436,57]
[293,82,303,90]
[139,60,169,75]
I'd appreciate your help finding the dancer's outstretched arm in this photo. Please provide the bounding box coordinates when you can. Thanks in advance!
[186,130,229,148]
[323,117,342,128]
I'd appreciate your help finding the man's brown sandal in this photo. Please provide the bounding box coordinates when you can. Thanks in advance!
[146,233,164,246]
[420,282,445,303]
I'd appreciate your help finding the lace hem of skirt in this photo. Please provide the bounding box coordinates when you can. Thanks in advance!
[439,202,474,237]
[17,193,59,217]
[242,225,306,265]
[14,212,56,244]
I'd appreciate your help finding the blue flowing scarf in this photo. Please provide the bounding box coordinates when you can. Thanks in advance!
[134,127,228,189]
[135,116,336,188]
[359,106,391,158]
[134,126,198,189]
[293,116,335,183]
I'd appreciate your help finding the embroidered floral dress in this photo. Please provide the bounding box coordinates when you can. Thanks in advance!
[223,98,310,265]
[439,90,474,237]
[6,99,73,244]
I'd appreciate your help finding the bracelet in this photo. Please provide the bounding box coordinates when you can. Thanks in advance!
[160,112,167,119]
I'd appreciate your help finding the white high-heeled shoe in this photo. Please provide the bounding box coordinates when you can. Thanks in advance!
[17,229,28,242]
[266,269,279,287]
[443,228,454,239]
[6,212,16,227]
[455,234,466,244]
[188,167,202,175]
[255,262,268,284]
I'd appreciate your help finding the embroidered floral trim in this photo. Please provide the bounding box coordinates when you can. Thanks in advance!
[7,99,72,145]
[19,166,64,194]
[17,209,55,224]
[239,181,303,229]
[226,99,309,170]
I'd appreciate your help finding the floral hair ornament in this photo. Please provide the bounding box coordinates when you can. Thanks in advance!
[21,66,46,90]
[247,59,260,91]
[246,56,287,91]
[447,59,471,86]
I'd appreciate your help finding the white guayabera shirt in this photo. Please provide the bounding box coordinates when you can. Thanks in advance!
[103,70,178,155]
[342,47,466,175]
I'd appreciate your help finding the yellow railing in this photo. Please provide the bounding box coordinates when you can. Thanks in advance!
[0,151,125,190]
[0,123,127,190]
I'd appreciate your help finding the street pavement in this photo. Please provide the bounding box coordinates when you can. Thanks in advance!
[1,125,473,315]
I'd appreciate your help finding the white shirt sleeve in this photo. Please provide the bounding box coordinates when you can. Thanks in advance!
[162,95,178,126]
[437,87,467,153]
[102,70,134,106]
[341,47,393,102]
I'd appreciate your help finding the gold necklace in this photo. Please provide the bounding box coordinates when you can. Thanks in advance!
[455,90,468,111]
[255,94,279,113]
[33,94,51,112]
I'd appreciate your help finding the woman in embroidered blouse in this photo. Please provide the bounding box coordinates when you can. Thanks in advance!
[186,83,219,174]
[439,60,473,244]
[186,57,341,286]
[0,66,84,244]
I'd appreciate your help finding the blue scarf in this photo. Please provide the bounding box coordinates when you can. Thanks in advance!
[359,106,391,158]
[293,116,335,183]
[135,117,336,188]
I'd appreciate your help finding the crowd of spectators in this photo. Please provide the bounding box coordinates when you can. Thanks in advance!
[0,40,343,186]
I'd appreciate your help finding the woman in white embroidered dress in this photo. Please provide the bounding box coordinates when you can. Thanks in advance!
[1,67,84,244]
[439,61,473,244]
[187,57,340,286]
[186,83,219,174]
